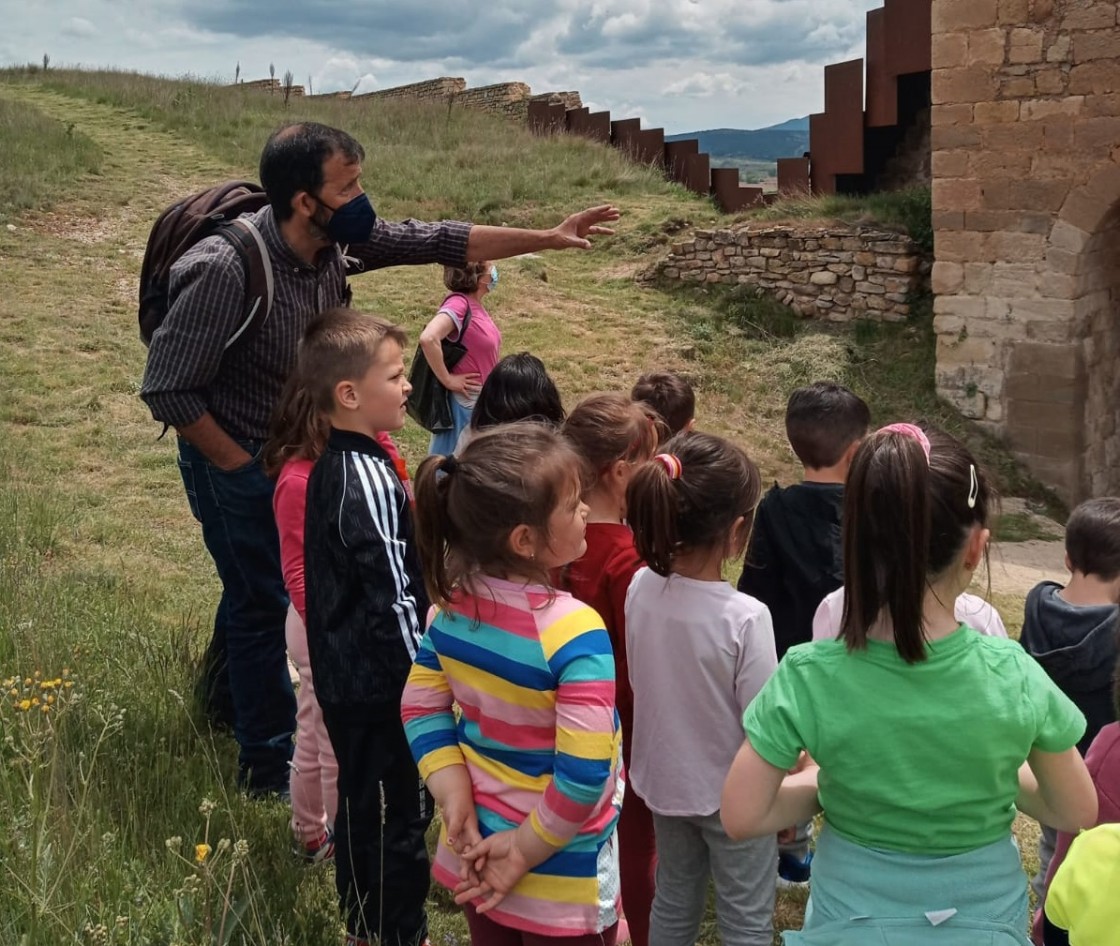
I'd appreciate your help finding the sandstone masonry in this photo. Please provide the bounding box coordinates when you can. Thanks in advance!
[656,224,922,322]
[931,0,1120,501]
[350,77,581,121]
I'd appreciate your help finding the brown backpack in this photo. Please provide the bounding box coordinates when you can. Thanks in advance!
[138,181,274,348]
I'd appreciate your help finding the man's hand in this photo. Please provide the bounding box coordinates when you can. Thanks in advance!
[548,205,621,250]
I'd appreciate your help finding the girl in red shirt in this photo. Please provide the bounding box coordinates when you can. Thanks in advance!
[563,392,663,946]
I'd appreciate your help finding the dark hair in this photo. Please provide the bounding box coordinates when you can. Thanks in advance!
[444,262,489,294]
[470,353,566,432]
[301,307,407,413]
[259,122,365,222]
[631,371,696,439]
[414,422,588,607]
[1066,498,1120,581]
[262,308,404,475]
[785,381,871,470]
[563,393,663,480]
[840,426,994,663]
[627,431,762,576]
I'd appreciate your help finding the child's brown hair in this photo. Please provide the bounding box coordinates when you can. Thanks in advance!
[840,425,994,664]
[626,431,762,577]
[262,307,405,477]
[631,371,696,439]
[563,393,663,483]
[413,422,588,607]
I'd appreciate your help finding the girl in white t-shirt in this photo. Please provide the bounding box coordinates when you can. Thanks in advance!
[625,431,779,946]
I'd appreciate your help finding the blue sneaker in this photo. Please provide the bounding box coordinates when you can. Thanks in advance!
[777,850,813,889]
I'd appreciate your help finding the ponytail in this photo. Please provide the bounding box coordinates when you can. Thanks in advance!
[413,453,459,608]
[627,431,762,578]
[841,425,994,663]
[627,457,681,576]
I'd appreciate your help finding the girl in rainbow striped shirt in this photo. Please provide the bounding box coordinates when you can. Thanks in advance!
[402,421,624,945]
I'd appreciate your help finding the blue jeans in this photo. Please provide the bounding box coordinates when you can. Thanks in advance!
[177,437,295,793]
[428,397,474,457]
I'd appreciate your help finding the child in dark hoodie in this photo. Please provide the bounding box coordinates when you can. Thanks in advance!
[736,381,869,886]
[1020,496,1120,901]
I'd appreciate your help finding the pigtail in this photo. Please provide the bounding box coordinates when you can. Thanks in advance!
[262,372,330,478]
[413,455,459,608]
[841,431,932,663]
[627,458,681,577]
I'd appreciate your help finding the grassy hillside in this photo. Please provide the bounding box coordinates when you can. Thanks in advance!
[0,68,1052,945]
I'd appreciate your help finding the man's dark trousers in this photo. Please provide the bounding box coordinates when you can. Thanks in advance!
[177,437,295,793]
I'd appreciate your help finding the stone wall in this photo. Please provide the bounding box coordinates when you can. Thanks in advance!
[930,0,1120,501]
[346,77,581,120]
[656,224,922,321]
[351,76,466,104]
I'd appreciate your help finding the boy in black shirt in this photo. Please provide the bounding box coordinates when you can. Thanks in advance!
[737,381,869,886]
[303,308,430,946]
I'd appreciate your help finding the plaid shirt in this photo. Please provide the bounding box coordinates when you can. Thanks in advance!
[140,205,471,439]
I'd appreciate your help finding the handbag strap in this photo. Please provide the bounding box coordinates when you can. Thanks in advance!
[441,292,473,343]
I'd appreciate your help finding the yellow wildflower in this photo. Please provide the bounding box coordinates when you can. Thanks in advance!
[31,697,39,707]
[195,843,211,864]
[62,668,70,677]
[18,700,31,711]
[23,678,31,686]
[33,671,40,679]
[46,694,55,705]
[2,677,13,687]
[8,688,16,698]
[41,704,50,714]
[63,681,74,689]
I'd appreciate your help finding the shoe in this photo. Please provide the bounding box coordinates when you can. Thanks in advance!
[777,850,813,890]
[296,829,335,865]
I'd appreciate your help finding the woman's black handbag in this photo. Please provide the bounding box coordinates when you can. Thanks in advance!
[406,295,473,433]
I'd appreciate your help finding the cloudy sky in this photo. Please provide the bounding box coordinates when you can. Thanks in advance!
[6,0,884,133]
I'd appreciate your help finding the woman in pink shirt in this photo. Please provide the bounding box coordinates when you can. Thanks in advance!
[418,261,503,456]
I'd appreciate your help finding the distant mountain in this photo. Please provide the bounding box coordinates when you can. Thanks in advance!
[764,116,811,132]
[666,117,810,161]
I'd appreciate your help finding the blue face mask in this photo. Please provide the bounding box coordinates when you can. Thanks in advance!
[316,192,377,245]
[488,264,499,289]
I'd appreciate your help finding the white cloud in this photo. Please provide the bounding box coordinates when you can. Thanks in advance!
[61,17,99,38]
[663,72,748,98]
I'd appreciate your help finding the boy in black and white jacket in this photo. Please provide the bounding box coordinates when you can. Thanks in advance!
[302,308,431,946]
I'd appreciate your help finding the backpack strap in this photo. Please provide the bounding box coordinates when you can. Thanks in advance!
[216,217,274,349]
[442,292,473,343]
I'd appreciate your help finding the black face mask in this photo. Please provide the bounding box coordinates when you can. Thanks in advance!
[312,192,377,245]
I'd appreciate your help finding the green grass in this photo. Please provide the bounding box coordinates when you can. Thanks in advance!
[0,65,684,228]
[0,97,101,222]
[0,68,1059,945]
[742,186,933,254]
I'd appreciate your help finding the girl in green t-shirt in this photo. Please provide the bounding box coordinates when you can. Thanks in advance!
[720,424,1098,945]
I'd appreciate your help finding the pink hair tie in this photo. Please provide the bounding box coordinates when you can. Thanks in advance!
[654,453,683,480]
[879,423,931,464]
